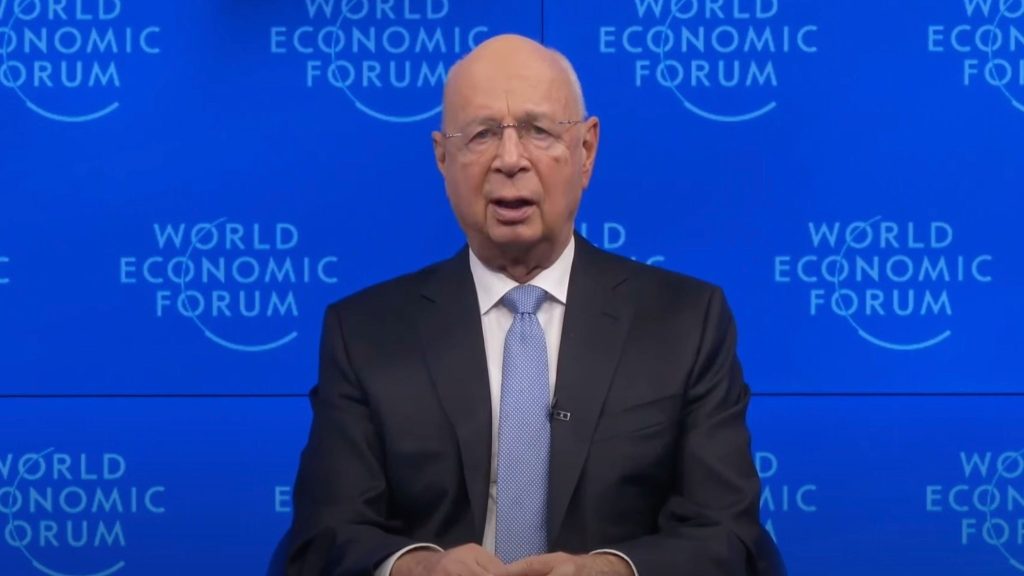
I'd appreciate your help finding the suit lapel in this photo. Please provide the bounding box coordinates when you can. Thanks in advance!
[416,248,492,541]
[548,237,632,542]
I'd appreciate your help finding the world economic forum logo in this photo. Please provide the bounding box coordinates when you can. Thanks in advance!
[269,0,488,123]
[119,219,339,353]
[1,448,166,576]
[774,217,993,351]
[597,0,818,122]
[756,451,817,544]
[0,0,161,122]
[927,0,1024,113]
[926,450,1024,572]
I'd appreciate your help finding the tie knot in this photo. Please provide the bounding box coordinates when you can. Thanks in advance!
[502,284,547,315]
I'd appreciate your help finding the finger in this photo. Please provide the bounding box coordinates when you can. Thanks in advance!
[502,554,557,576]
[462,561,498,576]
[445,557,493,576]
[549,563,577,576]
[545,554,579,576]
[471,550,506,574]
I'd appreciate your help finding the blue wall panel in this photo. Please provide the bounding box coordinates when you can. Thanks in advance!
[1,1,541,394]
[547,0,1020,392]
[0,398,308,575]
[751,397,1024,575]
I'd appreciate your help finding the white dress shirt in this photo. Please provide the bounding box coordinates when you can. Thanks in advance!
[376,237,637,575]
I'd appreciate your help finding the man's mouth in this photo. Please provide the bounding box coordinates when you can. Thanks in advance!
[492,198,534,210]
[490,198,536,223]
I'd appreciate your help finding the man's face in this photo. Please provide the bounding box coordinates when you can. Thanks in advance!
[432,44,599,263]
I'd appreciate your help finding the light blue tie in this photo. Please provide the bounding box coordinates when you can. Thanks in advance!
[495,284,550,564]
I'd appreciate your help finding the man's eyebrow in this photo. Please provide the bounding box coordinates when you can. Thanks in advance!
[459,110,558,127]
[518,110,555,122]
[461,114,502,127]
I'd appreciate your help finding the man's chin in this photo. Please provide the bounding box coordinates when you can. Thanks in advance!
[486,226,543,250]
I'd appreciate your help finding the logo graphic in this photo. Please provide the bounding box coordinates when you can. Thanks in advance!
[0,0,161,122]
[757,451,817,543]
[1,448,166,576]
[578,221,665,266]
[274,485,291,514]
[597,0,818,122]
[927,0,1024,113]
[119,219,339,352]
[926,450,1024,572]
[269,0,488,122]
[0,255,8,285]
[773,217,993,351]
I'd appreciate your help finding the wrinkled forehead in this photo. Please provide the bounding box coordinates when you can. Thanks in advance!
[443,61,577,129]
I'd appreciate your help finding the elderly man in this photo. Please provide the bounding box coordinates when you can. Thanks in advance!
[287,34,784,576]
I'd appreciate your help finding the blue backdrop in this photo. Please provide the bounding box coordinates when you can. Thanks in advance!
[1,1,1021,574]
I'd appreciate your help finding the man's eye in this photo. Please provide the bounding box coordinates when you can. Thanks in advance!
[526,124,554,139]
[469,128,497,143]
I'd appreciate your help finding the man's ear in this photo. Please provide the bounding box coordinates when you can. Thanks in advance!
[431,131,447,175]
[580,116,600,188]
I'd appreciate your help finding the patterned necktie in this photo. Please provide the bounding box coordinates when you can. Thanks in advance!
[494,284,551,564]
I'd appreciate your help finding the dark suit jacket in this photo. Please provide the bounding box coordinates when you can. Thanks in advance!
[287,235,785,576]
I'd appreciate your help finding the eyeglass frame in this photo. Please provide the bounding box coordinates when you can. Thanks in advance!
[441,118,587,156]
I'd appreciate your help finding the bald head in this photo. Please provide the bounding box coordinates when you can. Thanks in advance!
[441,34,586,130]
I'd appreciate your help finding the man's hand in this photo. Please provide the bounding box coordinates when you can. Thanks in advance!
[393,544,506,576]
[502,552,633,576]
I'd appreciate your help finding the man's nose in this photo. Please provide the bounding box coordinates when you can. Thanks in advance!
[492,125,528,174]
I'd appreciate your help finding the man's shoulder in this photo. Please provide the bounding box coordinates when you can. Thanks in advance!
[587,245,735,342]
[585,241,722,303]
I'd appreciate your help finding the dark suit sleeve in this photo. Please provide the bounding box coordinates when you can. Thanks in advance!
[287,305,418,576]
[611,288,785,576]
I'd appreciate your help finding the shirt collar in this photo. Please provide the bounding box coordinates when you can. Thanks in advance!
[468,235,575,315]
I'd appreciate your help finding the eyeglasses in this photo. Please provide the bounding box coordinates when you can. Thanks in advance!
[443,118,584,157]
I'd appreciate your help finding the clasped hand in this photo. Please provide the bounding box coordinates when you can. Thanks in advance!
[393,544,632,576]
